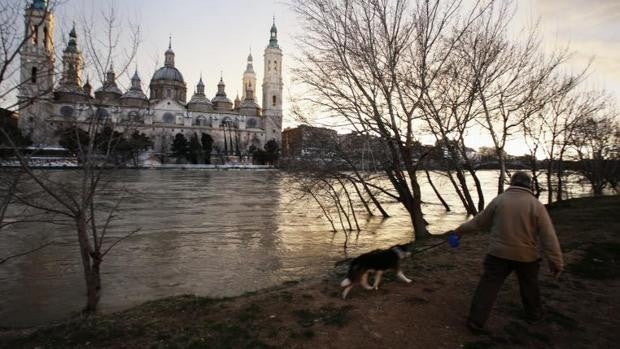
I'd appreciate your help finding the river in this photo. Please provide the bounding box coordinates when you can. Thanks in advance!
[0,169,590,327]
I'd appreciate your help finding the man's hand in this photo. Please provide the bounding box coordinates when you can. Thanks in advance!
[445,229,461,237]
[549,262,563,279]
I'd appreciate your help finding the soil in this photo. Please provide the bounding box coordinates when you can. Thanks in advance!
[1,195,619,349]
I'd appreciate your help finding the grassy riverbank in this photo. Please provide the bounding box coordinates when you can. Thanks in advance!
[2,196,618,348]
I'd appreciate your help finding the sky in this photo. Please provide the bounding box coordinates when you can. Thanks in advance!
[46,0,620,155]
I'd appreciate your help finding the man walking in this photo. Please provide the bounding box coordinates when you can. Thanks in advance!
[452,171,563,333]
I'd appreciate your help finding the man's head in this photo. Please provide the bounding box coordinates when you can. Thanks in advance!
[510,171,532,189]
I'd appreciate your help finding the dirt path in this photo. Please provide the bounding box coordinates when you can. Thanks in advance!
[2,196,619,348]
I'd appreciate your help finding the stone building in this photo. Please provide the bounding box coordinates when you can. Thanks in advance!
[17,0,284,160]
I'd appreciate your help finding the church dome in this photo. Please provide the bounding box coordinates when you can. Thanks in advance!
[151,66,184,83]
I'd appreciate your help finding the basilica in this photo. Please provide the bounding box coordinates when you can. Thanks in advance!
[18,0,284,160]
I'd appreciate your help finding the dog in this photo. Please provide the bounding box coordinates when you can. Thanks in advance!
[340,244,412,299]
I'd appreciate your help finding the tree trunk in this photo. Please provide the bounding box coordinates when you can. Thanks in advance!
[497,151,507,194]
[85,256,102,313]
[455,169,478,215]
[425,169,450,211]
[446,170,471,215]
[76,215,100,314]
[547,159,554,205]
[556,159,564,202]
[408,173,431,240]
[466,167,485,212]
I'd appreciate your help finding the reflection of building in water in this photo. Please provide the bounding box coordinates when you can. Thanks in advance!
[17,0,283,157]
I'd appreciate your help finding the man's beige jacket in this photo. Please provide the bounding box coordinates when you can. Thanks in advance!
[456,186,563,270]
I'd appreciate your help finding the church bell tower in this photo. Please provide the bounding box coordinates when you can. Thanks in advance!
[262,19,283,145]
[18,0,56,144]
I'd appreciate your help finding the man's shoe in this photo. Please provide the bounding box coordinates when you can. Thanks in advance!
[466,320,490,335]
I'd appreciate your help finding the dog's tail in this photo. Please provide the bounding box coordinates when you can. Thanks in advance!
[340,278,352,287]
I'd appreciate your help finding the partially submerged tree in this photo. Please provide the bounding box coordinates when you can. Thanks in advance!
[570,103,619,195]
[291,0,500,238]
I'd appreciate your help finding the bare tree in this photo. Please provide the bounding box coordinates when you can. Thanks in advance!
[291,0,497,239]
[465,8,574,194]
[0,2,142,313]
[570,101,619,196]
[536,86,605,203]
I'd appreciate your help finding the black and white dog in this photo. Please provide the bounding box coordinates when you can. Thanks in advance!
[340,244,412,299]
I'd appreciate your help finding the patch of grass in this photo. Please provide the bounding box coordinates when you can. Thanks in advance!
[568,242,620,280]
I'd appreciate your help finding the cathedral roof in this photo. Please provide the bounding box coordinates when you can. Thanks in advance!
[188,77,212,111]
[65,25,78,53]
[95,66,123,96]
[121,70,147,101]
[151,66,185,83]
[31,0,46,10]
[269,19,279,49]
[212,77,231,104]
[151,37,185,84]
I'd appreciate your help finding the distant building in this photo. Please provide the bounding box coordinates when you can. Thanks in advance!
[0,108,19,129]
[281,125,337,158]
[17,0,284,158]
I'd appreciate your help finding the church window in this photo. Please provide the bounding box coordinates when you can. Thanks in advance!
[166,89,171,98]
[43,27,49,49]
[32,25,38,44]
[163,112,175,124]
[60,106,74,117]
[272,95,277,106]
[31,67,37,83]
[95,108,109,119]
[246,118,257,129]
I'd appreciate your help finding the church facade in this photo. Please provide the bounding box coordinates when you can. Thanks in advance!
[18,0,284,160]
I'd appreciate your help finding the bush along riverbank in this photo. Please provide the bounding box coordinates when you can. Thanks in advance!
[1,196,618,349]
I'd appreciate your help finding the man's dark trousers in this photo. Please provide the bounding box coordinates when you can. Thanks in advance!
[469,254,542,327]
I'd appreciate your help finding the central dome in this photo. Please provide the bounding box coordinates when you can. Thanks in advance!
[151,66,184,83]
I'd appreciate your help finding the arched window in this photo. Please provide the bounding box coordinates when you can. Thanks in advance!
[272,95,276,107]
[31,67,37,83]
[32,25,38,45]
[129,111,144,123]
[43,27,49,49]
[246,118,257,129]
[60,106,74,117]
[95,108,109,119]
[194,115,206,126]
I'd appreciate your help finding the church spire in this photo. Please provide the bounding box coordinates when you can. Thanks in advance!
[269,17,279,48]
[164,36,175,67]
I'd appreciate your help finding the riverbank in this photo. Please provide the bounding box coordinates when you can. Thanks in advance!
[0,159,275,170]
[2,195,618,348]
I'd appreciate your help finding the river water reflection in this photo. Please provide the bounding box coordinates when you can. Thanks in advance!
[0,169,589,326]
